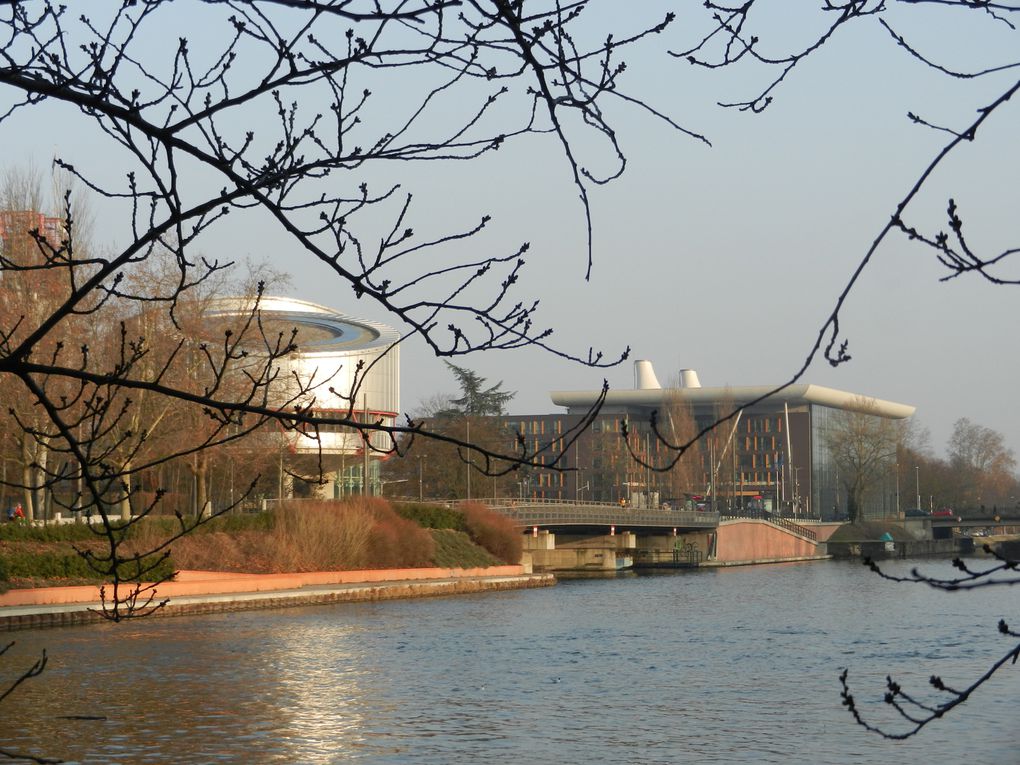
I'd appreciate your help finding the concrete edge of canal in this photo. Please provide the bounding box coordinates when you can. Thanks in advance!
[0,570,556,632]
[701,554,832,568]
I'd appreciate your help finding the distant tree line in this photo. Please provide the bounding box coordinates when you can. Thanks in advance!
[898,417,1018,515]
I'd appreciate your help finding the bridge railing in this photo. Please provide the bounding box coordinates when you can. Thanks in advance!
[768,516,817,541]
[384,496,720,528]
[721,509,817,541]
[495,503,719,529]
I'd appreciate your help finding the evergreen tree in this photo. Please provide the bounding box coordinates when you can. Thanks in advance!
[441,362,515,417]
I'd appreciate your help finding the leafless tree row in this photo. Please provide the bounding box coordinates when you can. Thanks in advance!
[0,1,1016,750]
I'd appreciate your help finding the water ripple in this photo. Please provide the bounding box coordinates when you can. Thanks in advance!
[3,558,1018,763]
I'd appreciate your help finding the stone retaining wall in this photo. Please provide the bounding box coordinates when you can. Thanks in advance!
[827,538,973,559]
[0,565,529,608]
[0,569,555,631]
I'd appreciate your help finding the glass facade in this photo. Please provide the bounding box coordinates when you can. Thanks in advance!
[810,404,840,521]
[810,404,898,521]
[499,396,905,521]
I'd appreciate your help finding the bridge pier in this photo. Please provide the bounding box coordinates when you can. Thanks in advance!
[522,531,637,571]
[522,530,714,571]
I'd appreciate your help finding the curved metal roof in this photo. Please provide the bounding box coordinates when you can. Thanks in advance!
[205,295,400,356]
[552,383,915,419]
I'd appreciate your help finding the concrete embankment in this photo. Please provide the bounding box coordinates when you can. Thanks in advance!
[711,519,830,566]
[827,538,973,559]
[0,566,555,631]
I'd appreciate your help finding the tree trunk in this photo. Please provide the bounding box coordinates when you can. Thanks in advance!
[846,483,862,523]
[192,453,209,518]
[120,459,132,521]
[35,440,48,522]
[20,438,34,521]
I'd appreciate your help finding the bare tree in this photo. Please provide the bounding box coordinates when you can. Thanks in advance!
[824,397,899,522]
[661,2,1020,739]
[0,168,76,522]
[2,0,669,737]
[948,417,1017,509]
[659,380,703,505]
[634,1,1019,470]
[0,2,698,624]
[0,1,1016,749]
[833,414,1020,737]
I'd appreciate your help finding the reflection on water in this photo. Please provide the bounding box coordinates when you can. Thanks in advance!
[4,558,1019,763]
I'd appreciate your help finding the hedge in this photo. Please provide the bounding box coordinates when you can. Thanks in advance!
[393,503,467,531]
[0,549,175,583]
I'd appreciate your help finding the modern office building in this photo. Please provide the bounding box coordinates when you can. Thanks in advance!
[504,361,914,521]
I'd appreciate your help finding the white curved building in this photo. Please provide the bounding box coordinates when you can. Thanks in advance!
[206,296,400,495]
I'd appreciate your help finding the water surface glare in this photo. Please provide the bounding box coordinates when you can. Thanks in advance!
[4,558,1019,763]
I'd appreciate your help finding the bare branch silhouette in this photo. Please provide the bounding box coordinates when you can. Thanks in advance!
[838,551,1020,738]
[0,2,713,620]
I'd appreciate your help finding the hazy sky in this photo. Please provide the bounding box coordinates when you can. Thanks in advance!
[5,2,1018,458]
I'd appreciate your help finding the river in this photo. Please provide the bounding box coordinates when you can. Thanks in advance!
[3,557,1018,764]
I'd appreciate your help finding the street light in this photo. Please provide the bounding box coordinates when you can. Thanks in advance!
[465,418,471,501]
[791,466,802,516]
[914,465,921,511]
[894,462,900,516]
[417,455,424,502]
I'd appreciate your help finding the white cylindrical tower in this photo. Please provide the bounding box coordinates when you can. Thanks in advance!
[634,360,662,390]
[679,368,702,389]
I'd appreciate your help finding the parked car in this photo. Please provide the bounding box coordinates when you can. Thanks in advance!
[904,508,929,518]
[931,508,955,517]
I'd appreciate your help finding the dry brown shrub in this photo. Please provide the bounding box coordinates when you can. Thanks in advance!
[364,499,435,569]
[122,498,440,574]
[271,499,376,571]
[461,502,522,564]
[169,531,272,573]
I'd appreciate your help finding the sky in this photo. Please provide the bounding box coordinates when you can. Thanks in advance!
[3,2,1018,459]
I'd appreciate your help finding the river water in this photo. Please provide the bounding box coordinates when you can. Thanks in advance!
[3,558,1019,764]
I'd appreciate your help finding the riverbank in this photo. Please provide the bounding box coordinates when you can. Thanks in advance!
[0,566,555,631]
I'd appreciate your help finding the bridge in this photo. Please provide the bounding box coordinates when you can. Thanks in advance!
[929,515,1020,529]
[925,514,1020,540]
[390,498,827,571]
[474,498,720,534]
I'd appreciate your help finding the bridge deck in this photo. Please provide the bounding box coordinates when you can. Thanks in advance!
[481,499,720,531]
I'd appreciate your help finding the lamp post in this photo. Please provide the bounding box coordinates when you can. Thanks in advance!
[417,455,423,502]
[792,466,802,516]
[894,462,900,517]
[914,465,921,511]
[465,418,471,501]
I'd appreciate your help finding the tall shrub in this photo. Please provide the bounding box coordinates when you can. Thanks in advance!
[460,502,522,564]
[365,499,436,569]
[272,499,376,571]
[273,498,434,571]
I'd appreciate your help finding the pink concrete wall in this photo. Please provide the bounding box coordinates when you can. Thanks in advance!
[715,520,820,563]
[0,565,525,607]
